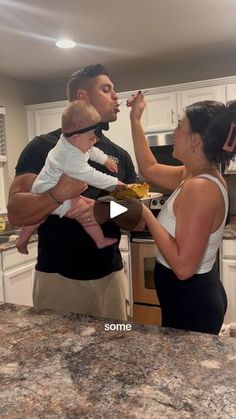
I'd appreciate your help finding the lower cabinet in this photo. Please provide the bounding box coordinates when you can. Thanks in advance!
[133,304,162,326]
[220,240,236,324]
[0,258,4,303]
[3,261,35,306]
[1,242,37,306]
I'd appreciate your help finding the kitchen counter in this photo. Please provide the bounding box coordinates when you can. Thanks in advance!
[0,304,236,418]
[0,234,38,252]
[0,219,235,253]
[223,216,236,239]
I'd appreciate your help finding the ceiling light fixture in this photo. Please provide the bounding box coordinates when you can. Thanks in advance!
[55,39,76,49]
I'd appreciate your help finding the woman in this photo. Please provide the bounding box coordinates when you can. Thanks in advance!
[128,93,236,334]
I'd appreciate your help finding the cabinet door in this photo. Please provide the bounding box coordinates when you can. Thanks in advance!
[108,102,137,171]
[220,83,236,173]
[2,242,37,270]
[224,160,236,174]
[179,86,225,113]
[3,261,35,306]
[225,83,236,102]
[222,259,236,324]
[26,101,67,140]
[0,257,4,303]
[0,165,6,213]
[143,92,178,132]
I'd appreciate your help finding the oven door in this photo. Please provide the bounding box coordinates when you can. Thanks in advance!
[131,240,162,325]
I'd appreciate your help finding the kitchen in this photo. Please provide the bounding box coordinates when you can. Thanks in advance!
[1,0,236,416]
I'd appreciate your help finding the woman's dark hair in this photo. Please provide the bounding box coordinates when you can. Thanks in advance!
[185,100,236,169]
[67,64,110,101]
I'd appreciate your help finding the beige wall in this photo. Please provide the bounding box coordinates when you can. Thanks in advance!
[0,74,41,185]
[29,50,236,103]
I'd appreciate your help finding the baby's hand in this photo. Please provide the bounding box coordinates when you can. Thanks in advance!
[105,158,118,173]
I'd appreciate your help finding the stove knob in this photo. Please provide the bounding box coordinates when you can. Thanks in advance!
[152,199,158,206]
[160,198,166,205]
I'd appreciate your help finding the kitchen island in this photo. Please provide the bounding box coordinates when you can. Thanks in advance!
[0,304,236,418]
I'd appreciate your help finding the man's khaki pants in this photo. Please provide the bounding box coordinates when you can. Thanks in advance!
[33,269,127,321]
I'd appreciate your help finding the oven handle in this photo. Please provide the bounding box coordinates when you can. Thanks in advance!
[131,238,155,244]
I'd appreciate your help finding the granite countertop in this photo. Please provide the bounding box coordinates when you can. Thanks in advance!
[0,234,38,252]
[0,219,235,253]
[223,216,236,239]
[0,304,236,418]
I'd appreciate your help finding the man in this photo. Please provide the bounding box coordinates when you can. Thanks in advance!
[7,64,137,321]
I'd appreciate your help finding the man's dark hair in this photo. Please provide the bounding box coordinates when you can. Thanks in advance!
[67,64,110,101]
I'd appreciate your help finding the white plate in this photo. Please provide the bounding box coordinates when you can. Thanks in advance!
[97,192,163,203]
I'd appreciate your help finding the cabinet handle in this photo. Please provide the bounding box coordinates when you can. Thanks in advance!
[171,109,174,125]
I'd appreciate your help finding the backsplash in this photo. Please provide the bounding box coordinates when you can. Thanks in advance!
[224,174,236,216]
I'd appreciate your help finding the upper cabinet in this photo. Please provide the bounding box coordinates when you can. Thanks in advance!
[178,85,225,112]
[224,83,236,173]
[26,101,67,140]
[142,92,178,132]
[140,85,225,134]
[225,83,236,103]
[0,107,7,213]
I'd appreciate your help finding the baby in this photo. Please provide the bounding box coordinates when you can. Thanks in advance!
[16,100,124,254]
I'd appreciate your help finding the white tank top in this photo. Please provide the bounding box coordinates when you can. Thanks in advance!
[156,174,229,274]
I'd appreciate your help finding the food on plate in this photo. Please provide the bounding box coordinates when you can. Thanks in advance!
[111,183,149,199]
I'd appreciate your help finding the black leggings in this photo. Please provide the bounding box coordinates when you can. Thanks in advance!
[155,262,227,335]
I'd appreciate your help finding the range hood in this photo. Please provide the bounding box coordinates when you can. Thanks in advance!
[146,132,173,147]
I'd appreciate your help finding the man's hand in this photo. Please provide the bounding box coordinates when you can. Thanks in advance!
[52,174,88,203]
[66,197,96,225]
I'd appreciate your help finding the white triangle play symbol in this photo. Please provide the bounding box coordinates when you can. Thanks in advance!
[110,201,127,219]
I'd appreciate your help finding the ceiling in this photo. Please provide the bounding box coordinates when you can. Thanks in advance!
[1,0,236,83]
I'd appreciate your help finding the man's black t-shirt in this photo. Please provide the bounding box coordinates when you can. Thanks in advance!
[15,129,137,279]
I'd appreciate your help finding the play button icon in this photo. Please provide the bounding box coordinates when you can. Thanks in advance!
[110,200,127,219]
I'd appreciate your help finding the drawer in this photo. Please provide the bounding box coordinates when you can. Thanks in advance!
[222,240,236,259]
[132,304,162,326]
[2,242,37,270]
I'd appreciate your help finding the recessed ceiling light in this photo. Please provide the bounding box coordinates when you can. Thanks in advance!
[55,39,76,49]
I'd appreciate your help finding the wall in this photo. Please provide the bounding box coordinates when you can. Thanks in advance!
[27,50,236,104]
[0,74,41,185]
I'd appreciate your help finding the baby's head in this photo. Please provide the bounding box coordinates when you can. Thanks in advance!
[62,100,102,152]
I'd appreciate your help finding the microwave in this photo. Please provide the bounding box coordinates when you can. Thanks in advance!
[146,132,182,166]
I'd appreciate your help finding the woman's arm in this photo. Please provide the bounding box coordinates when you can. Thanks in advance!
[142,178,220,279]
[128,92,186,191]
[7,173,87,226]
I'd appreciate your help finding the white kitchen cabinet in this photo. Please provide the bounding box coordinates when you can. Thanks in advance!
[178,85,225,113]
[0,107,7,213]
[3,261,35,306]
[221,83,236,173]
[225,83,236,102]
[1,242,37,306]
[0,165,7,213]
[224,160,236,174]
[142,92,178,132]
[26,101,67,141]
[220,240,236,324]
[140,85,224,134]
[0,256,4,302]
